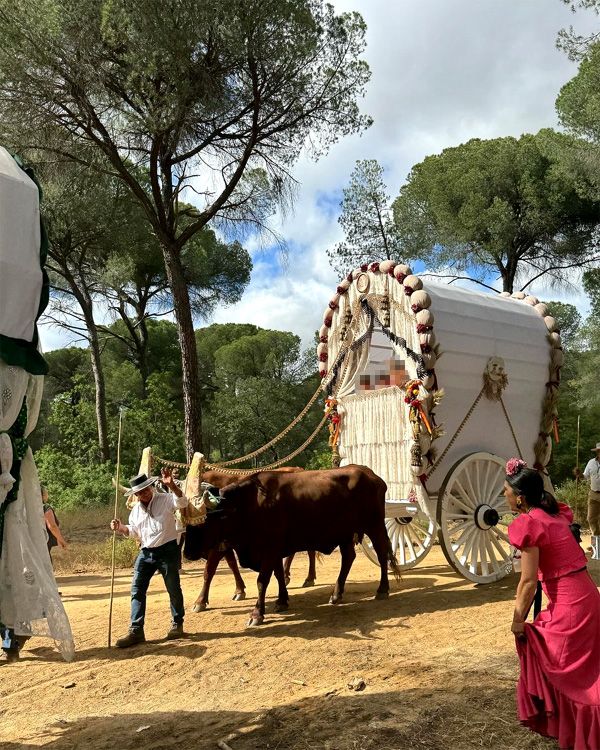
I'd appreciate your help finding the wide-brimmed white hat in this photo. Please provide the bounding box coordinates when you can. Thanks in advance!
[125,473,158,496]
[592,443,600,452]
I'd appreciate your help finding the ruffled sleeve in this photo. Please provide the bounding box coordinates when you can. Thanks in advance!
[557,502,574,524]
[508,513,546,549]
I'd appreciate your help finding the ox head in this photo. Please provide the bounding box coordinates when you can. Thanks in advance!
[183,478,258,561]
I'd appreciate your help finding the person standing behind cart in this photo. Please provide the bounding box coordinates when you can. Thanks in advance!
[583,442,600,538]
[504,458,600,750]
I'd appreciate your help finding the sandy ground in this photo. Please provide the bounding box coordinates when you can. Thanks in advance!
[2,545,593,750]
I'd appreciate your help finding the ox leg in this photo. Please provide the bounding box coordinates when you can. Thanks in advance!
[329,540,356,605]
[248,560,275,627]
[193,548,223,613]
[224,548,246,601]
[303,550,317,587]
[369,526,391,599]
[283,553,294,585]
[273,557,289,612]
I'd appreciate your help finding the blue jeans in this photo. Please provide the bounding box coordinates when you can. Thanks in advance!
[130,539,184,631]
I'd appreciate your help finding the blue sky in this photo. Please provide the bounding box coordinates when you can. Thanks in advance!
[39,0,599,353]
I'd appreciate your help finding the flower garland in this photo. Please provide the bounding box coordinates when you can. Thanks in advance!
[403,379,433,470]
[324,397,342,467]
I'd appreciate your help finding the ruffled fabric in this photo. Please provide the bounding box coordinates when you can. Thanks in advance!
[515,570,600,750]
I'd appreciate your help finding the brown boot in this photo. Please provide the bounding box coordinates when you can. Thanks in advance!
[115,629,146,648]
[165,622,184,640]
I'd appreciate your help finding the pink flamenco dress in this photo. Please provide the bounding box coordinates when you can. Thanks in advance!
[509,503,600,749]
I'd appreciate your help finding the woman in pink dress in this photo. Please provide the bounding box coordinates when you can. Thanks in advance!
[505,458,600,750]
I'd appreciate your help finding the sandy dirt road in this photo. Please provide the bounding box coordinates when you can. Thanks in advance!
[0,547,571,750]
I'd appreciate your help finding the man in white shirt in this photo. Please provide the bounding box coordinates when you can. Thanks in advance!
[110,468,188,648]
[583,443,600,537]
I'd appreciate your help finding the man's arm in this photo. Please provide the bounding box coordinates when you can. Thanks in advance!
[110,513,140,540]
[161,468,188,508]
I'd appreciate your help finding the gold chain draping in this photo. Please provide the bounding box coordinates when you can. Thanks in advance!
[154,326,358,473]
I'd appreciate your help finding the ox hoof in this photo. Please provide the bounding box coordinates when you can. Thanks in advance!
[375,591,389,600]
[246,615,265,627]
[329,595,342,605]
[192,602,208,613]
[232,591,246,601]
[302,578,315,588]
[274,601,289,612]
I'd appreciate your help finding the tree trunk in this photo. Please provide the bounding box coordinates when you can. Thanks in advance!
[87,322,111,462]
[162,243,202,459]
[58,271,111,463]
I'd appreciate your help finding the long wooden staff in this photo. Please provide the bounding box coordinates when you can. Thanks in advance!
[107,407,125,647]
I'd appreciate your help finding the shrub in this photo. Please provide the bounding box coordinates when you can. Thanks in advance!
[555,478,589,527]
[35,446,115,509]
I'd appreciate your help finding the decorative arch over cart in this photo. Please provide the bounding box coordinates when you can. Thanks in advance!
[317,260,562,584]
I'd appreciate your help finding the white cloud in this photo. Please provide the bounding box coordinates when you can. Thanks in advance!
[39,0,598,353]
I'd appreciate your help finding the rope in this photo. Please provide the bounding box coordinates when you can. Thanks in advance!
[426,387,485,479]
[499,396,523,459]
[214,382,324,466]
[154,413,329,475]
[426,388,523,480]
[154,325,357,474]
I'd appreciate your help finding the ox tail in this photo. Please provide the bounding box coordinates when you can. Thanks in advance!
[387,540,402,582]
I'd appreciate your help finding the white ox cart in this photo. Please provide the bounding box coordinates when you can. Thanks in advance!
[316,261,562,584]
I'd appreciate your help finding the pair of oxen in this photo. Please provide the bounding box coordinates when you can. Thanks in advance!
[184,465,401,627]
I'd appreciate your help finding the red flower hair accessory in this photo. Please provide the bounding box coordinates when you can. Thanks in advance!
[506,458,527,476]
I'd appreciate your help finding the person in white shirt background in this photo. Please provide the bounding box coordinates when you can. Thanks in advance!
[110,468,188,648]
[583,443,600,538]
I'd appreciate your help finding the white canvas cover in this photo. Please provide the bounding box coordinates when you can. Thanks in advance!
[0,146,43,342]
[425,283,549,492]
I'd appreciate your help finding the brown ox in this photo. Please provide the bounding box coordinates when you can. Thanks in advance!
[190,467,315,612]
[184,465,400,626]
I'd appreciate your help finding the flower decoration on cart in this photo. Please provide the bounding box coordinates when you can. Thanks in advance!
[403,378,444,479]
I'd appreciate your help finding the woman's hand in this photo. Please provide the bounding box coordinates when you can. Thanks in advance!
[511,620,526,639]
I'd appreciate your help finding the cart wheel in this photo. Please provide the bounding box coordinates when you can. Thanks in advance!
[362,508,436,570]
[438,452,514,583]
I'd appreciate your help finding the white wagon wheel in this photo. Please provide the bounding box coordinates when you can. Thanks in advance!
[437,452,514,584]
[362,506,436,570]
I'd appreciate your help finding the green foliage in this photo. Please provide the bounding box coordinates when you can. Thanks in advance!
[555,478,589,526]
[100,536,139,569]
[305,445,335,469]
[207,327,323,465]
[35,447,114,509]
[327,159,401,277]
[392,130,600,292]
[545,301,582,349]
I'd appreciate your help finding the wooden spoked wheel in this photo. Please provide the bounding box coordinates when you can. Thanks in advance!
[362,503,436,570]
[437,452,514,584]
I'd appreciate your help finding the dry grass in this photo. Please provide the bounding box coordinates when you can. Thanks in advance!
[52,505,138,574]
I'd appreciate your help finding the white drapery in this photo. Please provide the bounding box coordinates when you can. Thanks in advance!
[0,361,74,661]
[337,386,415,501]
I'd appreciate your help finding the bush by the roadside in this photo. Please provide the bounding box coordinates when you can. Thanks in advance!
[555,478,589,527]
[35,446,115,509]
